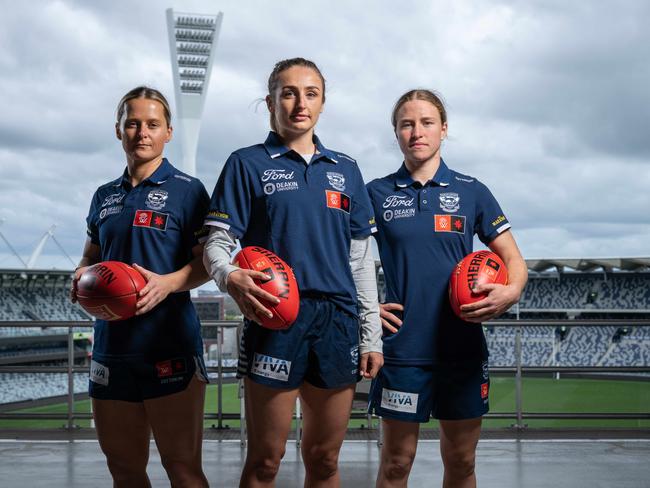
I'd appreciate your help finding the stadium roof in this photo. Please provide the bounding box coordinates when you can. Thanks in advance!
[526,257,650,273]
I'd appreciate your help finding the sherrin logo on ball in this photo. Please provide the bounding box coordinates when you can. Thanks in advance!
[232,247,300,329]
[448,250,508,319]
[76,261,147,321]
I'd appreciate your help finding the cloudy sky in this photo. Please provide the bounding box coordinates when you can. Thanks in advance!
[0,0,649,273]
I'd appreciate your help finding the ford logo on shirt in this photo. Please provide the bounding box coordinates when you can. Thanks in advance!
[261,169,295,182]
[382,195,415,208]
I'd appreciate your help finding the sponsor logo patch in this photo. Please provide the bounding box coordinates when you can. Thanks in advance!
[482,361,489,380]
[381,388,418,414]
[145,189,168,210]
[481,382,489,400]
[491,215,506,227]
[439,192,460,212]
[99,205,122,219]
[251,353,291,381]
[326,172,346,191]
[434,214,466,234]
[350,345,359,374]
[382,195,415,208]
[207,210,229,219]
[455,176,474,183]
[133,210,168,231]
[101,193,125,208]
[90,360,109,386]
[326,190,351,213]
[155,358,187,378]
[261,169,295,182]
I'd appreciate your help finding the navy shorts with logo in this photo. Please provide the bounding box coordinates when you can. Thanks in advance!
[368,360,490,422]
[238,297,360,389]
[89,353,208,402]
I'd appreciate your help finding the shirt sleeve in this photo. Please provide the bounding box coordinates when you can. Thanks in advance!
[474,180,511,245]
[203,227,240,292]
[183,180,211,248]
[349,236,382,355]
[85,191,101,245]
[204,153,253,238]
[349,165,377,238]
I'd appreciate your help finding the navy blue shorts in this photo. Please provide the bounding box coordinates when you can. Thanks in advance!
[368,360,489,422]
[238,297,360,389]
[89,353,208,402]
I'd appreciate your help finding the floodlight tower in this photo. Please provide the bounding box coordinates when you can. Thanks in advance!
[166,9,223,177]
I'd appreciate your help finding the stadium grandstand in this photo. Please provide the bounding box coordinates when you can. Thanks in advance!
[1,257,649,406]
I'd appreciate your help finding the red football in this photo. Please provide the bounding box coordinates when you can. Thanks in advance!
[233,246,300,329]
[76,261,147,321]
[449,250,508,318]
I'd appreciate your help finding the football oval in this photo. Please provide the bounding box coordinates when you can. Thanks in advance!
[233,246,300,329]
[76,261,147,321]
[449,250,508,318]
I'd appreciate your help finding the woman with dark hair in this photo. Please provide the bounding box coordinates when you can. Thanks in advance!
[71,86,211,487]
[366,89,528,488]
[203,58,383,487]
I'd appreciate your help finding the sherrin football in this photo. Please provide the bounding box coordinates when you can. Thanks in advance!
[233,246,300,329]
[76,261,147,321]
[449,250,508,318]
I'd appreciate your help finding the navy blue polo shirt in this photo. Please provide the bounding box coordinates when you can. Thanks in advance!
[86,158,210,360]
[205,132,377,316]
[367,160,511,364]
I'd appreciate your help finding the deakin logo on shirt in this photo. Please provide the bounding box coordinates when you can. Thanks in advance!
[133,210,168,231]
[434,215,466,234]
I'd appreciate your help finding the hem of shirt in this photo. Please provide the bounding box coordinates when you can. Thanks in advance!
[483,222,512,244]
[351,227,375,239]
[203,219,244,238]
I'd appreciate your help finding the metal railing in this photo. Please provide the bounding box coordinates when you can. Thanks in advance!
[1,319,650,431]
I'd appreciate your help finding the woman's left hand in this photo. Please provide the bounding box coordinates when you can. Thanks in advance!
[459,283,521,323]
[133,263,176,315]
[359,352,384,379]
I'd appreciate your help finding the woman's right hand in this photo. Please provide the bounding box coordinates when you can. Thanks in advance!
[379,302,404,333]
[70,266,89,303]
[226,269,281,322]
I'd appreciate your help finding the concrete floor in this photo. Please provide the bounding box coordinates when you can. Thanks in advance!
[1,439,649,488]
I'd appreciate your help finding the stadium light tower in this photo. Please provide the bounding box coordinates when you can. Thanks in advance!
[166,9,223,177]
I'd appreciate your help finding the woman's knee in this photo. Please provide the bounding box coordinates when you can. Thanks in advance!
[382,448,416,481]
[303,446,340,480]
[246,447,286,482]
[160,457,207,487]
[442,450,476,479]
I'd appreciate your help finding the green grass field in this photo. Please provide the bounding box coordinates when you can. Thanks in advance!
[1,377,648,430]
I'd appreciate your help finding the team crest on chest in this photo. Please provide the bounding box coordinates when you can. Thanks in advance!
[439,192,460,212]
[146,189,168,210]
[326,172,346,191]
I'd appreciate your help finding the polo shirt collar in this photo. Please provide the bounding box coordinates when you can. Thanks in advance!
[394,159,451,188]
[263,131,338,164]
[117,158,174,188]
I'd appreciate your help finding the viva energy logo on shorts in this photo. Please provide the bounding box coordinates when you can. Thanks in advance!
[90,360,109,386]
[380,388,418,414]
[251,353,291,382]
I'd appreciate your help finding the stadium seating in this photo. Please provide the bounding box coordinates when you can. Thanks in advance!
[1,270,649,404]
